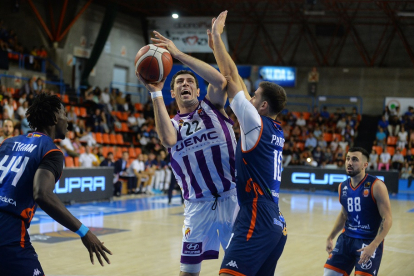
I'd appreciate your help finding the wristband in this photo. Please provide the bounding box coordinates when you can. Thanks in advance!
[75,224,89,238]
[150,91,163,99]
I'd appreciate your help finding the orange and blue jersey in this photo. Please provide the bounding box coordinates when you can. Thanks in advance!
[0,132,62,247]
[339,174,382,239]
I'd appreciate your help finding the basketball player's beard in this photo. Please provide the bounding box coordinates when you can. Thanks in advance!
[346,168,361,177]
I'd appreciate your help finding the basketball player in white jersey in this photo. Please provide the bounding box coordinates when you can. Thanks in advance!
[136,31,238,276]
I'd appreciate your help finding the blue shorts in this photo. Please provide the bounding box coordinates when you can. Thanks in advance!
[0,242,44,276]
[220,202,287,276]
[324,233,384,276]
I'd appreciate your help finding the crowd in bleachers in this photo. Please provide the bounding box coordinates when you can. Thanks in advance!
[0,19,48,70]
[1,75,414,196]
[372,105,414,180]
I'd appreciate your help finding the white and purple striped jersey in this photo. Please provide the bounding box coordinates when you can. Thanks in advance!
[169,98,236,200]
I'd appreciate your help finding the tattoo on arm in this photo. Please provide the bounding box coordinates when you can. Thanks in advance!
[378,218,385,235]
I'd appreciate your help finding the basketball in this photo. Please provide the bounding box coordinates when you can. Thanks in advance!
[135,44,173,83]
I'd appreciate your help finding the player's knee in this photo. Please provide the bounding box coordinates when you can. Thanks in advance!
[323,268,344,276]
[180,263,201,275]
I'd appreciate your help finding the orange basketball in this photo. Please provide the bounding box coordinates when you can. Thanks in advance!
[134,44,173,83]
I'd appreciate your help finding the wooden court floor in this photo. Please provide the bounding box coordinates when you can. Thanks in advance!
[29,192,414,276]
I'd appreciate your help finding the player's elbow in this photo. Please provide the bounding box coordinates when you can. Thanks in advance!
[33,185,52,204]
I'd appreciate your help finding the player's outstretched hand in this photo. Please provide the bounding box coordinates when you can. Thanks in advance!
[224,75,242,96]
[81,231,112,266]
[151,31,181,58]
[136,71,166,93]
[207,18,216,51]
[326,238,334,254]
[212,10,227,36]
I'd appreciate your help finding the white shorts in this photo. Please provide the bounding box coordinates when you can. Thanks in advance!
[181,188,238,265]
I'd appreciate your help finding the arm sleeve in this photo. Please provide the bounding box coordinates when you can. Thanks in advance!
[38,151,64,182]
[229,91,262,151]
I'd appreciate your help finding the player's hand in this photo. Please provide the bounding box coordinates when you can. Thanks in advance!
[136,71,166,92]
[81,231,112,266]
[212,10,227,36]
[326,238,334,254]
[357,243,376,265]
[207,18,215,51]
[151,31,181,58]
[224,75,242,95]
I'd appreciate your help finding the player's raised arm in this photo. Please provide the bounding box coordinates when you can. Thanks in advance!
[357,180,392,265]
[33,168,112,266]
[211,11,250,101]
[151,31,227,108]
[137,75,177,148]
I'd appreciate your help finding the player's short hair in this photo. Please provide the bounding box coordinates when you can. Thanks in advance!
[170,70,199,90]
[259,81,287,116]
[348,147,370,161]
[26,93,63,131]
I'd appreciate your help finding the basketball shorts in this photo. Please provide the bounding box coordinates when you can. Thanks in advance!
[324,233,384,276]
[219,202,287,276]
[0,242,44,276]
[181,188,238,264]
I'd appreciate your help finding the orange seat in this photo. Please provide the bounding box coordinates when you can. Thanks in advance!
[135,147,142,156]
[333,133,342,141]
[386,146,395,156]
[400,148,407,156]
[129,147,137,159]
[135,103,143,112]
[295,142,305,151]
[95,132,103,144]
[120,112,128,121]
[115,134,124,145]
[115,147,123,159]
[103,133,111,144]
[110,133,117,145]
[372,146,383,155]
[387,136,397,146]
[114,123,122,132]
[121,122,130,132]
[73,156,79,167]
[79,107,88,117]
[411,148,414,155]
[65,156,74,168]
[62,95,69,104]
[107,147,115,156]
[302,112,310,120]
[102,146,109,157]
[291,111,301,118]
[323,133,333,142]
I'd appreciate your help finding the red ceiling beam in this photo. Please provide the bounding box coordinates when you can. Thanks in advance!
[28,0,54,41]
[57,0,93,42]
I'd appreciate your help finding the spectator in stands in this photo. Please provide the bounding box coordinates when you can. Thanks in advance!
[296,113,306,127]
[346,114,357,130]
[305,132,317,150]
[406,147,414,167]
[67,106,78,131]
[342,125,355,145]
[114,151,135,194]
[368,149,378,171]
[312,146,324,166]
[20,78,35,96]
[99,151,120,196]
[378,115,389,132]
[409,129,414,149]
[18,93,27,106]
[312,106,320,119]
[351,107,359,121]
[136,112,146,128]
[33,78,44,94]
[290,147,301,165]
[378,147,391,171]
[115,90,126,111]
[391,148,404,171]
[320,106,330,121]
[336,117,347,132]
[89,108,108,133]
[324,147,334,165]
[338,136,349,152]
[2,98,14,121]
[313,126,322,139]
[376,127,387,148]
[335,147,346,164]
[79,146,98,168]
[91,147,101,166]
[0,119,14,143]
[20,116,30,135]
[383,106,391,121]
[60,131,79,157]
[127,153,146,194]
[37,45,48,58]
[400,162,413,188]
[330,137,339,153]
[317,136,327,150]
[291,125,301,141]
[17,101,28,120]
[127,110,139,133]
[100,87,111,108]
[286,113,296,126]
[388,108,401,136]
[405,106,414,118]
[71,137,82,155]
[13,128,20,136]
[283,144,292,167]
[397,125,408,149]
[144,153,157,191]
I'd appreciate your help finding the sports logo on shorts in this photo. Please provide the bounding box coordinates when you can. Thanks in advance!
[363,189,370,197]
[33,268,42,276]
[226,260,238,268]
[184,227,191,239]
[182,242,202,255]
[361,259,372,270]
[328,253,333,260]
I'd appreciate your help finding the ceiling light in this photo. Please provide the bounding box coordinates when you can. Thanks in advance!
[172,13,179,19]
